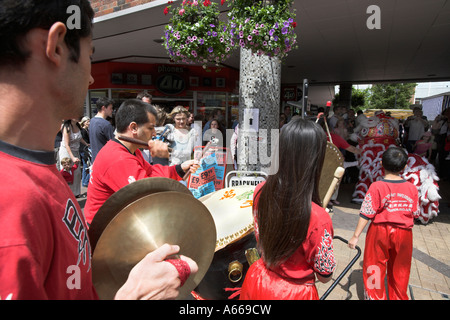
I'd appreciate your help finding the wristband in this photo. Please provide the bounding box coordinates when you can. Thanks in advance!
[166,258,191,287]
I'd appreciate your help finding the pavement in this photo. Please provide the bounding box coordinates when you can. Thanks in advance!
[315,179,450,300]
[78,178,450,301]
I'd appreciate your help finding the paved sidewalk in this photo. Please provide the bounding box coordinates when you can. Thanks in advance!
[316,180,450,300]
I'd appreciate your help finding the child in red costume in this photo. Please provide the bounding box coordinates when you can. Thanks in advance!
[60,157,78,185]
[240,119,336,300]
[348,146,420,300]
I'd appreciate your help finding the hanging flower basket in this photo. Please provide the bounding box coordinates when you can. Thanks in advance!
[162,0,233,69]
[226,0,298,59]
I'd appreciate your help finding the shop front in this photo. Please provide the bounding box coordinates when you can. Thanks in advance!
[87,62,240,128]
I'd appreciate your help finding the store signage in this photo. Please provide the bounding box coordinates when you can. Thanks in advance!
[156,74,185,95]
[229,176,266,187]
[282,87,296,101]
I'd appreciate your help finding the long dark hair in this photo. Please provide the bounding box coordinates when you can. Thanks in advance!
[255,118,327,269]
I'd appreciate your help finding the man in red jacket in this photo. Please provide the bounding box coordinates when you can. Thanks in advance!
[0,0,197,300]
[84,99,198,225]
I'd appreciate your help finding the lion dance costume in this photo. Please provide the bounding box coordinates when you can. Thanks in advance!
[352,112,440,224]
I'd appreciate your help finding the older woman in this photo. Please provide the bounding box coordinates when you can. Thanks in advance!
[166,106,197,166]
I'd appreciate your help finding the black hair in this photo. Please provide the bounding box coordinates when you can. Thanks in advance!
[115,99,158,133]
[136,90,152,100]
[255,118,327,268]
[382,147,408,173]
[95,97,115,113]
[0,0,94,68]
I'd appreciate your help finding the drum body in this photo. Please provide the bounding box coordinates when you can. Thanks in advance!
[194,186,259,300]
[194,232,256,300]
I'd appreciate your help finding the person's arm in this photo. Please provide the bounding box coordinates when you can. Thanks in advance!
[346,145,362,155]
[348,216,370,249]
[115,244,198,300]
[317,273,333,284]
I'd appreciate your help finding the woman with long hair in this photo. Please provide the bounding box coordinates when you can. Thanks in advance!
[240,118,336,300]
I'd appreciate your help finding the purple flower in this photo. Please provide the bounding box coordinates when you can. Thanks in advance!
[210,24,215,27]
[208,47,214,53]
[199,38,204,44]
[269,29,275,36]
[274,35,279,41]
[281,27,288,35]
[212,31,217,37]
[283,21,290,27]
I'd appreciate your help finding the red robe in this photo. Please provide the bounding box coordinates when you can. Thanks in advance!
[240,182,336,300]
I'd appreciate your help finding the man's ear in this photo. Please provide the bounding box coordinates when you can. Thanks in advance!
[45,22,68,67]
[129,122,139,134]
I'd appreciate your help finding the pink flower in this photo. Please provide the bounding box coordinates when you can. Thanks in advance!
[179,8,185,15]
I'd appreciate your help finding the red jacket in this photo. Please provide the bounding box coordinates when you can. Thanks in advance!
[60,164,78,184]
[84,139,183,225]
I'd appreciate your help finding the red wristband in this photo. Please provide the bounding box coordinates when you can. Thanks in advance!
[166,259,191,287]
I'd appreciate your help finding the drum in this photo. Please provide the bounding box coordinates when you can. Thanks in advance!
[194,185,258,300]
[319,142,344,206]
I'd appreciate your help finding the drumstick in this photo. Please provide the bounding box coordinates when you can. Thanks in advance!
[322,166,345,210]
[118,135,173,152]
[182,141,213,181]
[315,112,333,144]
[117,135,149,147]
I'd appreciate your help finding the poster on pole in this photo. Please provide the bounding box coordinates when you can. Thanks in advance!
[188,146,228,199]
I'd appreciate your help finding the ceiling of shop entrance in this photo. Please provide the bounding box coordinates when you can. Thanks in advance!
[91,0,450,105]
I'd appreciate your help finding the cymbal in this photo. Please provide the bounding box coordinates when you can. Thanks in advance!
[89,177,192,251]
[92,191,216,300]
[319,142,344,203]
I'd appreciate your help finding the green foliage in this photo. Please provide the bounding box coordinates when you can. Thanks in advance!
[368,83,417,109]
[334,83,417,111]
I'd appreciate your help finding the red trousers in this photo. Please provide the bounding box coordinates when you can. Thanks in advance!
[240,259,319,300]
[363,223,413,300]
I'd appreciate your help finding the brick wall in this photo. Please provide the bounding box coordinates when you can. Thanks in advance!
[90,0,157,17]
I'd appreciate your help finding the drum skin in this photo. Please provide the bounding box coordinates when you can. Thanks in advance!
[194,232,257,300]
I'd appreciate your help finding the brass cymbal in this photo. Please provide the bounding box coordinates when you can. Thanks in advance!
[92,191,216,300]
[89,177,192,251]
[319,142,344,203]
